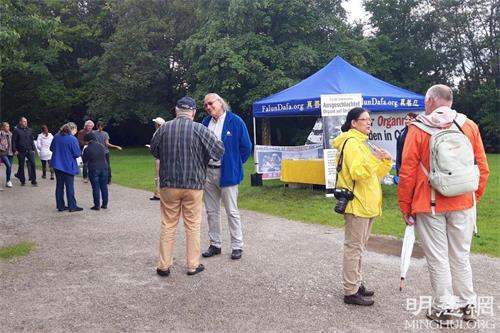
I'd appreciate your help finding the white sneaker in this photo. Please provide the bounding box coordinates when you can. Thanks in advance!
[6,181,13,188]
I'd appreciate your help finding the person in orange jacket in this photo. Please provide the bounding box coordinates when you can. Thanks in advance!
[398,84,489,326]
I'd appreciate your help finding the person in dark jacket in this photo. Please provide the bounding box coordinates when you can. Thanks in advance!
[82,132,108,210]
[201,93,252,260]
[12,117,37,186]
[50,122,82,212]
[395,112,418,176]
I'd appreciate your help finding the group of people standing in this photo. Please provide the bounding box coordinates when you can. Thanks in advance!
[0,117,121,212]
[150,93,252,276]
[333,84,489,327]
[1,84,491,326]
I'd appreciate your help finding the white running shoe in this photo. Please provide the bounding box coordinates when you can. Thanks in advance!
[6,181,13,188]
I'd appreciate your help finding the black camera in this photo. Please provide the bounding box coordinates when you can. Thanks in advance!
[333,188,354,214]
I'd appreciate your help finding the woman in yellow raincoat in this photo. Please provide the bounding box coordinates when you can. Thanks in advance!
[332,107,392,306]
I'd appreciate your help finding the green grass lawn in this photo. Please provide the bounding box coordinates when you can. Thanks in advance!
[110,148,499,257]
[0,242,34,259]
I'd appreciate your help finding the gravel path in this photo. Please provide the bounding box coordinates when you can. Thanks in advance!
[1,174,499,332]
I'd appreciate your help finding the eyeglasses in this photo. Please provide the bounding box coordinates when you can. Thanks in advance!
[203,100,217,108]
[356,118,372,123]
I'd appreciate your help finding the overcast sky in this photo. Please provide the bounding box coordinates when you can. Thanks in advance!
[342,0,368,23]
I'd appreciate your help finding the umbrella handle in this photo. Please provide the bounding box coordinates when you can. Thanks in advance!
[399,277,405,291]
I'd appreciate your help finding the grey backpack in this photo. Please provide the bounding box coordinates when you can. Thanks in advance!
[412,114,479,212]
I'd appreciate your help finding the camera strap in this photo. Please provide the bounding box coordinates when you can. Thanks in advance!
[335,137,355,192]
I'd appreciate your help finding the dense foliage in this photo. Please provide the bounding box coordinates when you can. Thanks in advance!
[1,0,498,150]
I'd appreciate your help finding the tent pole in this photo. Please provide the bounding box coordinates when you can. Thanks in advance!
[253,117,257,173]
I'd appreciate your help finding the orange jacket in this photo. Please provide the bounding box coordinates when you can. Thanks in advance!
[398,119,489,215]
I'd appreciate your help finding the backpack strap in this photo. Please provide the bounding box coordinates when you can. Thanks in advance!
[335,137,355,192]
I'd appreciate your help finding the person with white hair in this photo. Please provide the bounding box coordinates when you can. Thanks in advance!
[150,117,165,201]
[398,84,489,325]
[77,120,95,183]
[201,93,252,260]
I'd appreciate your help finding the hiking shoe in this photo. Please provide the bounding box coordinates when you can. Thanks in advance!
[343,290,374,306]
[426,309,460,327]
[156,267,170,277]
[358,284,374,297]
[6,181,12,188]
[231,249,243,260]
[202,245,221,257]
[461,304,477,322]
[187,264,205,276]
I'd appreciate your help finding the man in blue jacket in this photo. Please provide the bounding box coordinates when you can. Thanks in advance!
[201,93,252,260]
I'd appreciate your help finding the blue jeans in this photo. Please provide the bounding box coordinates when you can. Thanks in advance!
[55,170,77,210]
[89,168,108,208]
[1,155,13,182]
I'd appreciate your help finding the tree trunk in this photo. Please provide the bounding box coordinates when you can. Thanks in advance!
[261,118,271,145]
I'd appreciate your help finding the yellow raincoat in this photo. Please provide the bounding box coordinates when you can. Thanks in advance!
[332,129,392,218]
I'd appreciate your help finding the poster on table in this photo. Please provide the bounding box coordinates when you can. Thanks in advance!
[255,144,323,180]
[321,93,363,196]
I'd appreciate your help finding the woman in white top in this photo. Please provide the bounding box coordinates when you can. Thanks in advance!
[36,125,54,179]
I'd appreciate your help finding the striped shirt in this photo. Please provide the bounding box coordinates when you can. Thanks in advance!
[150,115,225,190]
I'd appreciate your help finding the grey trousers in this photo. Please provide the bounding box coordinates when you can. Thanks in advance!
[416,207,476,310]
[204,167,243,250]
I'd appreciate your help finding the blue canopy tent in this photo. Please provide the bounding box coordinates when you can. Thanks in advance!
[249,56,425,183]
[252,55,425,119]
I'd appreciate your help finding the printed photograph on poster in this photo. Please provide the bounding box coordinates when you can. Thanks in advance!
[254,144,323,180]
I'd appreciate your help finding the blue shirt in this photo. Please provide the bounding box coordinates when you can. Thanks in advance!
[50,133,81,175]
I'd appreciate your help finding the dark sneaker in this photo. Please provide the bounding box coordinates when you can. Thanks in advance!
[156,268,170,277]
[90,206,100,211]
[31,181,38,186]
[150,196,160,201]
[69,207,84,212]
[460,304,477,322]
[344,290,374,306]
[231,249,243,260]
[187,264,205,276]
[426,309,461,327]
[58,207,69,212]
[358,284,374,297]
[202,245,221,257]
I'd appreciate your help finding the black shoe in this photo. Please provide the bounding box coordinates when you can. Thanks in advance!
[187,264,205,276]
[202,245,221,257]
[20,181,25,186]
[42,175,46,179]
[50,176,54,180]
[69,207,84,212]
[31,181,38,186]
[101,205,107,209]
[150,196,160,201]
[58,206,69,212]
[156,268,170,277]
[231,249,243,260]
[344,290,374,306]
[358,284,374,297]
[90,206,100,211]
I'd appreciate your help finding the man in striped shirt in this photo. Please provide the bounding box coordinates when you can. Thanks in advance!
[150,96,224,277]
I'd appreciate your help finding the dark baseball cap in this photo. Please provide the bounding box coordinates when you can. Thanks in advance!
[176,96,196,110]
[84,132,96,142]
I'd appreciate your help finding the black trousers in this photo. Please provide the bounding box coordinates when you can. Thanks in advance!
[16,150,36,183]
[105,153,112,184]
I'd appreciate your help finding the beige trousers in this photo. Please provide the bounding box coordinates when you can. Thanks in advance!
[158,187,203,272]
[343,214,373,296]
[416,207,476,310]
